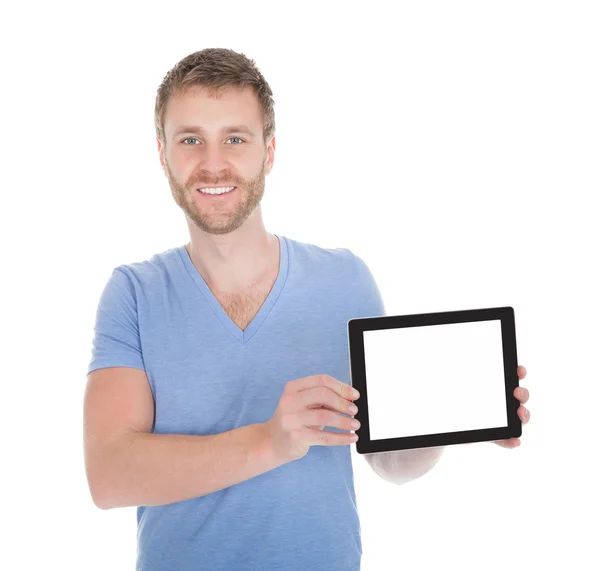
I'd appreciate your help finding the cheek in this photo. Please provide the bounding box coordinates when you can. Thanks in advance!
[165,157,186,179]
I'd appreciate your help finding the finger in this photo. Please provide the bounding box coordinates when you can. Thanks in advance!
[296,374,359,402]
[493,438,521,448]
[305,418,327,431]
[304,389,358,419]
[307,408,358,433]
[514,386,529,403]
[307,426,359,446]
[519,406,530,423]
[517,365,527,379]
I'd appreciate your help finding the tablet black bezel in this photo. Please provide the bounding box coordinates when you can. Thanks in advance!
[347,306,521,454]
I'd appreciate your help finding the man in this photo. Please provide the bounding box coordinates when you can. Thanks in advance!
[84,48,531,571]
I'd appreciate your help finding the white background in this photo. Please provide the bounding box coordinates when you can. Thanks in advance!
[2,1,598,569]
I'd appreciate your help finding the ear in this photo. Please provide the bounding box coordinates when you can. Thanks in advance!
[157,137,167,175]
[264,135,276,175]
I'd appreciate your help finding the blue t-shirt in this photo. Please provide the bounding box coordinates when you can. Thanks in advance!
[87,234,385,571]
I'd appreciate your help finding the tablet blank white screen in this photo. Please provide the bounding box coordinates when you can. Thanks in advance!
[363,319,508,441]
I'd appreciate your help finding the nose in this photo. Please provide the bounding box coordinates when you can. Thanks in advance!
[198,141,229,174]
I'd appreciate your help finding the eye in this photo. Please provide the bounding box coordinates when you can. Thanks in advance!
[181,136,244,145]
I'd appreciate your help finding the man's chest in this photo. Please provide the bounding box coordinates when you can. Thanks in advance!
[141,273,358,435]
[212,273,278,331]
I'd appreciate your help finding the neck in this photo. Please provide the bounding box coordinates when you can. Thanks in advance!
[185,222,279,292]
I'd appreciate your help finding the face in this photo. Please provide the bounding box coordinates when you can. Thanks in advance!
[158,85,275,235]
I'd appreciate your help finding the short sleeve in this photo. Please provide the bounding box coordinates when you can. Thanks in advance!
[87,268,146,375]
[353,254,387,318]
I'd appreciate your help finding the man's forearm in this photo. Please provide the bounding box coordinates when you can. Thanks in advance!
[365,446,445,484]
[90,423,284,509]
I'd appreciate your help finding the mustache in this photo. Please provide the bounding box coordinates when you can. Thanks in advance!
[190,171,240,188]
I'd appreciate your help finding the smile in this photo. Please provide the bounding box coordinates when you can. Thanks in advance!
[197,186,236,195]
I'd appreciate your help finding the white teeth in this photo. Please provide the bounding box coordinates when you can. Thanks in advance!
[198,186,235,195]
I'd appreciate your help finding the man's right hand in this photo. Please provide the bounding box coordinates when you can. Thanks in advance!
[263,374,361,463]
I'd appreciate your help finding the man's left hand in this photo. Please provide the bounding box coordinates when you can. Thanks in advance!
[493,365,530,448]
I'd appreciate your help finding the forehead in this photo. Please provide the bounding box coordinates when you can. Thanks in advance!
[164,85,262,137]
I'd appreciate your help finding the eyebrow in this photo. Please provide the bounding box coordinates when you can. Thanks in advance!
[172,125,256,139]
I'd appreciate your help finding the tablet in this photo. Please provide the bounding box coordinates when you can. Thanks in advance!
[347,306,521,454]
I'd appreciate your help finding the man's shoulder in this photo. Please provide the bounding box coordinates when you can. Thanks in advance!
[285,235,358,268]
[107,245,182,289]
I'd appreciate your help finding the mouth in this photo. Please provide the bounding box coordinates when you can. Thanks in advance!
[196,186,237,197]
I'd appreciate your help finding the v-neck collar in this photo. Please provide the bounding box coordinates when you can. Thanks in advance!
[177,234,289,345]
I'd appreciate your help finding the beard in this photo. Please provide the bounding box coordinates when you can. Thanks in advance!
[165,158,266,235]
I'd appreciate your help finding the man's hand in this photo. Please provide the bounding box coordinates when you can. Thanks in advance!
[493,365,530,448]
[263,374,360,464]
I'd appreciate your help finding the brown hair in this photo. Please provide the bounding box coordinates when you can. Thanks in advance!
[154,48,276,147]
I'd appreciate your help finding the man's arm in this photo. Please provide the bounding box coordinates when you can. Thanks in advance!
[364,446,445,485]
[84,367,286,510]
